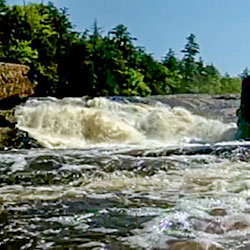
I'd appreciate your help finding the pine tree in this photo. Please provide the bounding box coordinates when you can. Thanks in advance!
[240,67,250,79]
[181,33,200,83]
[181,33,200,62]
[163,48,179,71]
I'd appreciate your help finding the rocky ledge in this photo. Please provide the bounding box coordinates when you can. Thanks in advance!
[0,108,40,150]
[0,62,35,99]
[0,62,39,149]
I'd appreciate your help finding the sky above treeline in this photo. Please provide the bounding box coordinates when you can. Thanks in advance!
[7,0,250,76]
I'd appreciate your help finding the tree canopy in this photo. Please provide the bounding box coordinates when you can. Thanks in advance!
[0,1,241,97]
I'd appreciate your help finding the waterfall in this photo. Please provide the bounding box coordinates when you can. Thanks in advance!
[15,97,237,149]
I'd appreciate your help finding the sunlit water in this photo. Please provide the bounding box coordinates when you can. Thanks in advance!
[2,96,250,249]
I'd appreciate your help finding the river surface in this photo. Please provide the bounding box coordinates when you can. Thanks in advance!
[2,94,250,250]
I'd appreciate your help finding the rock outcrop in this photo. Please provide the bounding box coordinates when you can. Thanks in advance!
[237,76,250,139]
[0,62,35,100]
[0,62,39,149]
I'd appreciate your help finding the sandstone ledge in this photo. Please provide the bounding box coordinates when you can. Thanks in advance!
[0,62,35,100]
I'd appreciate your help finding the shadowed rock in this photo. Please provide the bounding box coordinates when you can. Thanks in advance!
[237,76,250,139]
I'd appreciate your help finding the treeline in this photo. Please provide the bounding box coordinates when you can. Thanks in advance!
[0,0,242,97]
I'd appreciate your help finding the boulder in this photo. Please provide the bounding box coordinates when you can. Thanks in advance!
[0,127,40,149]
[165,239,224,250]
[0,63,39,149]
[237,76,250,139]
[0,62,35,101]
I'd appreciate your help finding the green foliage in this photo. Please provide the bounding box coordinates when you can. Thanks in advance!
[163,49,179,71]
[0,1,242,97]
[180,34,200,91]
[240,67,250,79]
[218,77,241,94]
[117,68,151,96]
[182,33,200,62]
[0,2,78,95]
[8,40,38,64]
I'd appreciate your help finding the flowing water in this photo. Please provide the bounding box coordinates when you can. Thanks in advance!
[2,95,250,249]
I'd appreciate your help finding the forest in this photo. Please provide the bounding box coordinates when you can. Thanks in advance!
[0,0,243,97]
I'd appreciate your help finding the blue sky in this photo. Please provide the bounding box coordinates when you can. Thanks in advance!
[7,0,250,76]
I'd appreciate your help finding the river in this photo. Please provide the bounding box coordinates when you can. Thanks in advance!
[1,94,250,249]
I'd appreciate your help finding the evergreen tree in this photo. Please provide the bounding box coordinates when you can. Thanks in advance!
[0,0,7,57]
[180,33,200,91]
[0,1,241,97]
[181,33,200,62]
[108,24,136,46]
[196,57,205,75]
[163,49,179,71]
[0,0,5,10]
[240,67,250,79]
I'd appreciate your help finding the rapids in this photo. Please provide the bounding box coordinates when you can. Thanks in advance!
[2,95,250,249]
[15,96,237,148]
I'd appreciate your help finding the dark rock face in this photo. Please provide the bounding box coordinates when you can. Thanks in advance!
[0,109,39,150]
[237,77,250,139]
[240,76,250,123]
[0,95,28,110]
[0,127,40,149]
[0,114,15,128]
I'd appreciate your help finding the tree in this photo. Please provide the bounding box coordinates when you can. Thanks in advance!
[163,49,179,71]
[0,0,5,12]
[0,2,79,96]
[181,33,200,62]
[240,67,250,79]
[0,1,240,97]
[108,24,136,47]
[108,24,138,69]
[196,57,205,75]
[180,34,200,91]
[0,0,7,58]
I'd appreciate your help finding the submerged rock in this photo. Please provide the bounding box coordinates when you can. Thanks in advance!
[0,108,40,149]
[0,114,15,128]
[210,207,227,216]
[0,209,8,226]
[165,239,224,250]
[0,127,40,149]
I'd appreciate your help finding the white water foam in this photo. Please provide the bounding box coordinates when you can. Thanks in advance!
[15,97,237,149]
